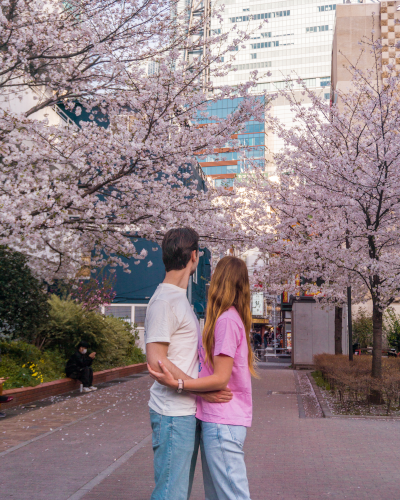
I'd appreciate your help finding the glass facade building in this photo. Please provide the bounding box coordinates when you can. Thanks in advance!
[191,0,338,183]
[196,97,266,188]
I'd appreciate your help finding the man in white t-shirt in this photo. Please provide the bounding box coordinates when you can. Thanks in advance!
[145,228,232,500]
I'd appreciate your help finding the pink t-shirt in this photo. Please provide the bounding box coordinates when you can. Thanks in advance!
[196,306,252,427]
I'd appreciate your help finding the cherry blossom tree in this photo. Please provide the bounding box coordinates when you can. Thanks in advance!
[230,38,400,379]
[0,0,267,280]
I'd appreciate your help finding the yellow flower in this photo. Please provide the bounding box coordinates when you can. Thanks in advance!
[22,364,25,368]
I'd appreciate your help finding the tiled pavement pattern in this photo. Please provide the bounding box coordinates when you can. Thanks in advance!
[1,367,400,500]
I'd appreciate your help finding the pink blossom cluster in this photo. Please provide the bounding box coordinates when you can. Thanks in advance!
[71,278,116,311]
[226,36,400,377]
[0,0,267,282]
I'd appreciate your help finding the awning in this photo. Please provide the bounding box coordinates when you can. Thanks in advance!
[252,318,269,324]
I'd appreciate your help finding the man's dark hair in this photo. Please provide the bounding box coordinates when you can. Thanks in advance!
[162,228,199,272]
[78,341,89,349]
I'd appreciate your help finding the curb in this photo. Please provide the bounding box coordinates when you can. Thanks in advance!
[306,371,333,418]
[1,362,148,409]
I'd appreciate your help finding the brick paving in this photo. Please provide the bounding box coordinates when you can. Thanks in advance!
[1,367,400,500]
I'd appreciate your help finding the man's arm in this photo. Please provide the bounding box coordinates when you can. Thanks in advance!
[146,342,232,403]
[146,342,192,380]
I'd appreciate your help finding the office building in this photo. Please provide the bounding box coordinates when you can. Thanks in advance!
[196,97,266,188]
[186,0,338,184]
[332,1,399,97]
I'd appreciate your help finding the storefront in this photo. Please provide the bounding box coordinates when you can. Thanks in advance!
[279,292,292,354]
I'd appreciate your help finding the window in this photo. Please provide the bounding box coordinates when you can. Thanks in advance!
[211,28,221,35]
[202,165,239,175]
[250,41,279,49]
[320,77,331,87]
[306,25,329,34]
[134,306,147,327]
[261,32,272,38]
[251,53,257,59]
[147,61,159,76]
[105,306,132,323]
[229,46,239,52]
[324,93,330,100]
[232,61,271,71]
[245,122,264,133]
[230,10,289,23]
[318,4,336,12]
[214,178,234,188]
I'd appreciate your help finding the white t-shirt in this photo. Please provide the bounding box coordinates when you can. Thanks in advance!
[145,283,200,416]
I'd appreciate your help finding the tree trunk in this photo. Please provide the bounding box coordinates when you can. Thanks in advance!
[369,302,383,404]
[335,306,343,355]
[371,303,383,379]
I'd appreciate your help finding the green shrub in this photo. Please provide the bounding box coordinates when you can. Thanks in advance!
[352,307,373,348]
[384,307,400,351]
[42,295,145,365]
[0,296,145,389]
[0,340,66,389]
[0,247,50,342]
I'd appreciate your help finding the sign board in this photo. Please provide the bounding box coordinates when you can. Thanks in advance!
[252,292,264,316]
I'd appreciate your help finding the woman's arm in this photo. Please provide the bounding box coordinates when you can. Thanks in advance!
[148,355,234,392]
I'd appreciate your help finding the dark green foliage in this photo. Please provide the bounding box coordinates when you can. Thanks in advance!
[0,294,145,389]
[384,307,400,351]
[0,247,49,341]
[0,340,66,389]
[41,295,145,368]
[352,307,373,348]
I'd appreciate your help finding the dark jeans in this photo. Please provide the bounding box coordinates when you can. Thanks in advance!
[69,367,93,387]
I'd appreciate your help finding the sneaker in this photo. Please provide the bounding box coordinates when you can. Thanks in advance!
[89,386,97,391]
[0,412,6,418]
[82,387,92,393]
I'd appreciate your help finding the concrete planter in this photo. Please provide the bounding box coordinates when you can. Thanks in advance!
[1,362,147,409]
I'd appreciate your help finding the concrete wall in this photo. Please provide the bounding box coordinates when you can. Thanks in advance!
[332,3,381,99]
[292,301,348,368]
[0,81,63,125]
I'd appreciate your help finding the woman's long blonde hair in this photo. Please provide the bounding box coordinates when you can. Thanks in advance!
[202,256,257,377]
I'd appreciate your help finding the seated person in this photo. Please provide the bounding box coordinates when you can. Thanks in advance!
[65,341,97,393]
[0,377,13,418]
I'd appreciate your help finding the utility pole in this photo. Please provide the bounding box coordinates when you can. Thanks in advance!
[347,286,353,361]
[346,234,353,361]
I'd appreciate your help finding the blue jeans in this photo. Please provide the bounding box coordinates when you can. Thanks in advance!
[200,421,251,500]
[149,409,199,500]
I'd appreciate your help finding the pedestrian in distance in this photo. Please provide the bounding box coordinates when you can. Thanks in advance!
[65,341,97,392]
[149,255,256,500]
[145,228,233,500]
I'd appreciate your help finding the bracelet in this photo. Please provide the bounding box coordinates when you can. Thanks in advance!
[177,379,183,394]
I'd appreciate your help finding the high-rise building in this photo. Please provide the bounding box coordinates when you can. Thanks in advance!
[186,0,339,184]
[216,0,337,173]
[332,1,398,98]
[196,97,266,188]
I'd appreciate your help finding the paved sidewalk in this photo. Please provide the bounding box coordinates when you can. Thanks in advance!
[1,368,400,500]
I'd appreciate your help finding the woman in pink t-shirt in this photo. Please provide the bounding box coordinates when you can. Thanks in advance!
[148,256,256,499]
